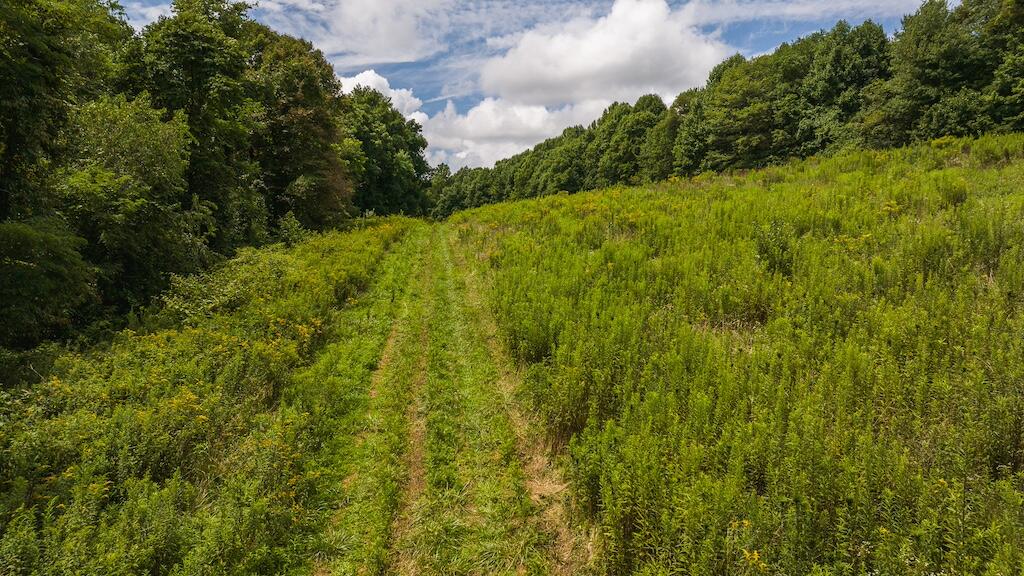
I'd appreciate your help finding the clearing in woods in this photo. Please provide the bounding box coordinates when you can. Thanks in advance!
[316,225,591,576]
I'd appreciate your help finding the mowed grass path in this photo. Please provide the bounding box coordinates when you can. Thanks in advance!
[315,226,582,576]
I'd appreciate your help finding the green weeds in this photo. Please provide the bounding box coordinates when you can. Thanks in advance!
[392,230,551,576]
[452,134,1024,575]
[0,219,420,574]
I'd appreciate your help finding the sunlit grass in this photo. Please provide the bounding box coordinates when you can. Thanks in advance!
[451,133,1024,575]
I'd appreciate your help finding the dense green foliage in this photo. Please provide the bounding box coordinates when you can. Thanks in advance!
[5,0,1024,572]
[451,134,1024,574]
[340,87,431,217]
[0,219,419,573]
[433,0,1024,217]
[0,0,430,352]
[5,132,1024,573]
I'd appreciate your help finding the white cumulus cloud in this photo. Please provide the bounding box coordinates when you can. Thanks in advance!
[259,0,934,168]
[421,98,610,168]
[421,0,733,168]
[334,70,608,169]
[480,0,731,106]
[123,1,171,29]
[258,0,452,69]
[338,69,426,119]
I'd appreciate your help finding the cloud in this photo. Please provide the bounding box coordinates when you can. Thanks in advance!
[680,0,925,25]
[123,1,171,29]
[421,0,926,168]
[122,0,931,170]
[257,0,452,70]
[480,0,731,106]
[258,0,327,13]
[334,69,607,169]
[423,0,732,167]
[252,0,934,169]
[338,70,425,119]
[253,0,612,73]
[421,98,610,168]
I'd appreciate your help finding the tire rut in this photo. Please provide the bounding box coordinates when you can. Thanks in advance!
[447,227,596,576]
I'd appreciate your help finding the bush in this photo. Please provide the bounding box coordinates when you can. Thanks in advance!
[277,211,310,247]
[0,220,95,348]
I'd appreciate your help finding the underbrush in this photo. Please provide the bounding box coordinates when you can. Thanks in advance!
[0,219,415,574]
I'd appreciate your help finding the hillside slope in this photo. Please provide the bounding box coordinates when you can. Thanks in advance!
[3,134,1024,575]
[451,133,1024,575]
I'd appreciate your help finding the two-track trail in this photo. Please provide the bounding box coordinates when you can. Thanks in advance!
[314,224,592,576]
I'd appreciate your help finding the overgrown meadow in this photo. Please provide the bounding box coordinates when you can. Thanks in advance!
[3,133,1024,575]
[0,219,421,574]
[451,134,1024,575]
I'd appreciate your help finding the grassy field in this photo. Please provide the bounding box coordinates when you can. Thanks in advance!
[0,219,425,574]
[451,133,1024,575]
[3,134,1024,575]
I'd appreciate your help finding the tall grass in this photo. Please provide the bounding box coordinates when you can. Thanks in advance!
[451,134,1024,575]
[0,219,416,574]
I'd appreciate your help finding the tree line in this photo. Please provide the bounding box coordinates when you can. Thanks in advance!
[430,0,1024,217]
[0,0,430,351]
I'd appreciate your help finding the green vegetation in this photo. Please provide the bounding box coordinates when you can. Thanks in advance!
[390,233,550,575]
[5,0,1024,573]
[4,130,1024,574]
[1,0,430,355]
[0,219,418,573]
[451,134,1024,575]
[0,216,577,575]
[432,0,1024,217]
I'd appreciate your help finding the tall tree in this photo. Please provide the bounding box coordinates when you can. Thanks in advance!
[120,0,266,250]
[857,0,993,145]
[599,94,666,185]
[340,86,430,215]
[799,20,890,152]
[246,24,352,228]
[0,0,127,220]
[672,89,708,176]
[639,109,680,183]
[55,94,209,309]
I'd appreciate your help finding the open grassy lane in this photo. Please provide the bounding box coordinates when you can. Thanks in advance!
[314,225,578,576]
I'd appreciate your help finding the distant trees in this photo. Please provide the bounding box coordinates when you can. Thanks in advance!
[433,0,1024,218]
[0,0,429,349]
[246,24,351,228]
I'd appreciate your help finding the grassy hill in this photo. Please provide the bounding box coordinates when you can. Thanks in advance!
[451,133,1024,575]
[3,134,1024,575]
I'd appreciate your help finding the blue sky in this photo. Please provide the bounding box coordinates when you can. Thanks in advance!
[124,0,927,168]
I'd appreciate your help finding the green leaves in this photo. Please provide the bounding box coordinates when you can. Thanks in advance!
[0,219,95,348]
[341,86,430,217]
[54,95,208,310]
[1,0,428,345]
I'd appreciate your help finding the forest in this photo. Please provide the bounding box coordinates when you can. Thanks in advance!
[1,0,430,361]
[2,0,1024,574]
